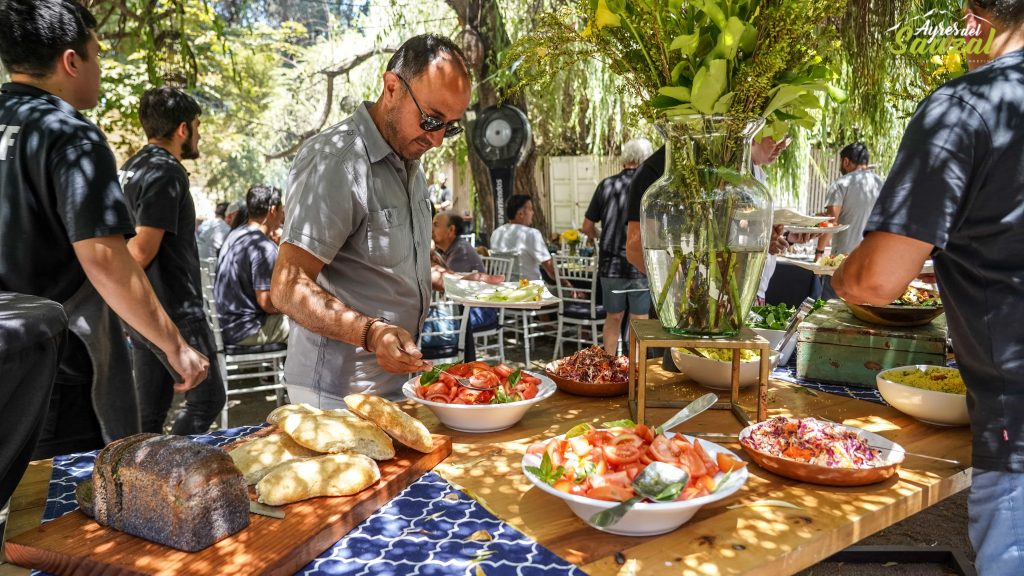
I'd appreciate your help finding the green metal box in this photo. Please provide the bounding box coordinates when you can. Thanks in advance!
[795,300,948,388]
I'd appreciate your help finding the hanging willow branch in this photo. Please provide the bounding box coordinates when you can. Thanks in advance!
[264,46,396,160]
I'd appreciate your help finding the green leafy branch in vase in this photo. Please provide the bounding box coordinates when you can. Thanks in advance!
[508,0,848,334]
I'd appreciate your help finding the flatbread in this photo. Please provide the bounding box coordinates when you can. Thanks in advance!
[278,411,395,460]
[229,431,319,485]
[255,453,380,505]
[344,394,434,453]
[266,403,321,425]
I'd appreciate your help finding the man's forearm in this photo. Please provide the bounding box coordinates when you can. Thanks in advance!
[272,265,371,347]
[73,237,185,354]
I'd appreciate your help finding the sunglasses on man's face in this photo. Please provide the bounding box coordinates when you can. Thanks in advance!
[394,74,464,138]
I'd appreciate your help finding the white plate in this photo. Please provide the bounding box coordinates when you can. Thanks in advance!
[774,208,834,227]
[779,256,935,277]
[783,224,851,234]
[403,371,556,432]
[444,276,560,310]
[523,432,749,536]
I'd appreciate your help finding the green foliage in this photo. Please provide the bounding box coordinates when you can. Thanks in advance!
[508,0,848,138]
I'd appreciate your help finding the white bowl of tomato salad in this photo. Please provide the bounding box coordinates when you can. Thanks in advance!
[403,361,557,433]
[522,422,749,536]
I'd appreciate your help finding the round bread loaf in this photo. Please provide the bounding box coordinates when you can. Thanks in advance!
[344,393,434,453]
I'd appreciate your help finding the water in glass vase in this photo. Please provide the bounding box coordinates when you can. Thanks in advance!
[645,247,766,337]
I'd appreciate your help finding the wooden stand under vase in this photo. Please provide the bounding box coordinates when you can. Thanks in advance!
[627,319,770,426]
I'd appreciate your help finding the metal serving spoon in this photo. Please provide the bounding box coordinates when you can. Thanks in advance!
[655,393,718,435]
[589,462,690,528]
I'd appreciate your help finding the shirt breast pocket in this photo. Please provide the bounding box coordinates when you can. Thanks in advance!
[366,207,412,268]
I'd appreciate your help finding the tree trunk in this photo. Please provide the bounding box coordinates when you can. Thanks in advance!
[446,0,547,244]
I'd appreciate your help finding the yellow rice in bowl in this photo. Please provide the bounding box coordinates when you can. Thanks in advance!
[884,367,965,395]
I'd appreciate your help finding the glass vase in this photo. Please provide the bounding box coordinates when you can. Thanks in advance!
[639,116,772,337]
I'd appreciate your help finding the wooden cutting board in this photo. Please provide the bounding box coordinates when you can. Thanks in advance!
[5,433,452,576]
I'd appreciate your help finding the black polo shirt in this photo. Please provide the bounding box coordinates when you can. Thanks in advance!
[586,168,645,279]
[120,145,204,322]
[865,49,1024,472]
[626,147,666,224]
[0,82,135,303]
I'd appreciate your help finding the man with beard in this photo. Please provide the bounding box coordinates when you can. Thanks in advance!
[120,87,224,434]
[271,34,471,405]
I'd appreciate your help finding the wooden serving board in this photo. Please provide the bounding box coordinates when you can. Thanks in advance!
[5,433,452,576]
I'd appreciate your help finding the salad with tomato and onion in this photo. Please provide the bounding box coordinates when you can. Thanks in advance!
[525,421,747,503]
[415,361,541,405]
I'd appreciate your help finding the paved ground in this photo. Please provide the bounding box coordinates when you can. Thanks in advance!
[186,332,974,576]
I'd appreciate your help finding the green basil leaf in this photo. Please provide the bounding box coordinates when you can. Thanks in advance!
[420,362,455,386]
[653,479,687,502]
[508,369,522,387]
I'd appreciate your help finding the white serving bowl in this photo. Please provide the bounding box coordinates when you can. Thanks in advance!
[670,348,780,390]
[876,365,968,427]
[402,372,556,433]
[751,327,797,366]
[522,433,748,536]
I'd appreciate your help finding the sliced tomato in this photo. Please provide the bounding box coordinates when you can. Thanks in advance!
[469,370,501,390]
[603,443,642,466]
[465,361,493,372]
[679,484,708,501]
[589,470,630,489]
[587,484,635,502]
[675,442,707,477]
[634,423,655,444]
[568,435,592,457]
[716,452,748,473]
[553,479,574,493]
[611,432,644,447]
[622,463,645,481]
[426,394,449,403]
[447,363,473,377]
[492,363,514,378]
[515,378,538,399]
[585,430,615,447]
[545,439,568,468]
[693,440,719,476]
[650,436,681,462]
[520,372,541,385]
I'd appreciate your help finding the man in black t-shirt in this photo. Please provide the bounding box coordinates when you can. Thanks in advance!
[215,184,289,346]
[121,87,224,435]
[0,0,208,482]
[833,3,1024,572]
[582,138,653,355]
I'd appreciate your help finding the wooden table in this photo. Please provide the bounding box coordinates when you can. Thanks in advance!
[2,362,972,576]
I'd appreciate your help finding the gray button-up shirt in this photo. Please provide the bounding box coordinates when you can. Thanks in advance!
[282,102,432,400]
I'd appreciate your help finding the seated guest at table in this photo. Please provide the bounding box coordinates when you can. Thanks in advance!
[197,200,240,261]
[215,184,289,346]
[490,195,557,282]
[582,138,653,355]
[430,211,499,359]
[832,2,1024,573]
[0,0,208,457]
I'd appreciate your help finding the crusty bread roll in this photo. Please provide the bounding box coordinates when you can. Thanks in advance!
[279,411,395,460]
[255,453,380,505]
[266,403,321,424]
[229,431,320,485]
[344,393,434,453]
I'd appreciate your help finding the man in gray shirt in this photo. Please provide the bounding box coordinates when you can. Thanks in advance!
[271,34,471,404]
[816,142,885,257]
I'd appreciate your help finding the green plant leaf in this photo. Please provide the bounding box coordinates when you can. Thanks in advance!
[658,86,692,103]
[670,34,699,57]
[712,91,735,114]
[709,16,746,61]
[691,59,728,114]
[565,422,593,439]
[420,363,455,386]
[693,0,727,31]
